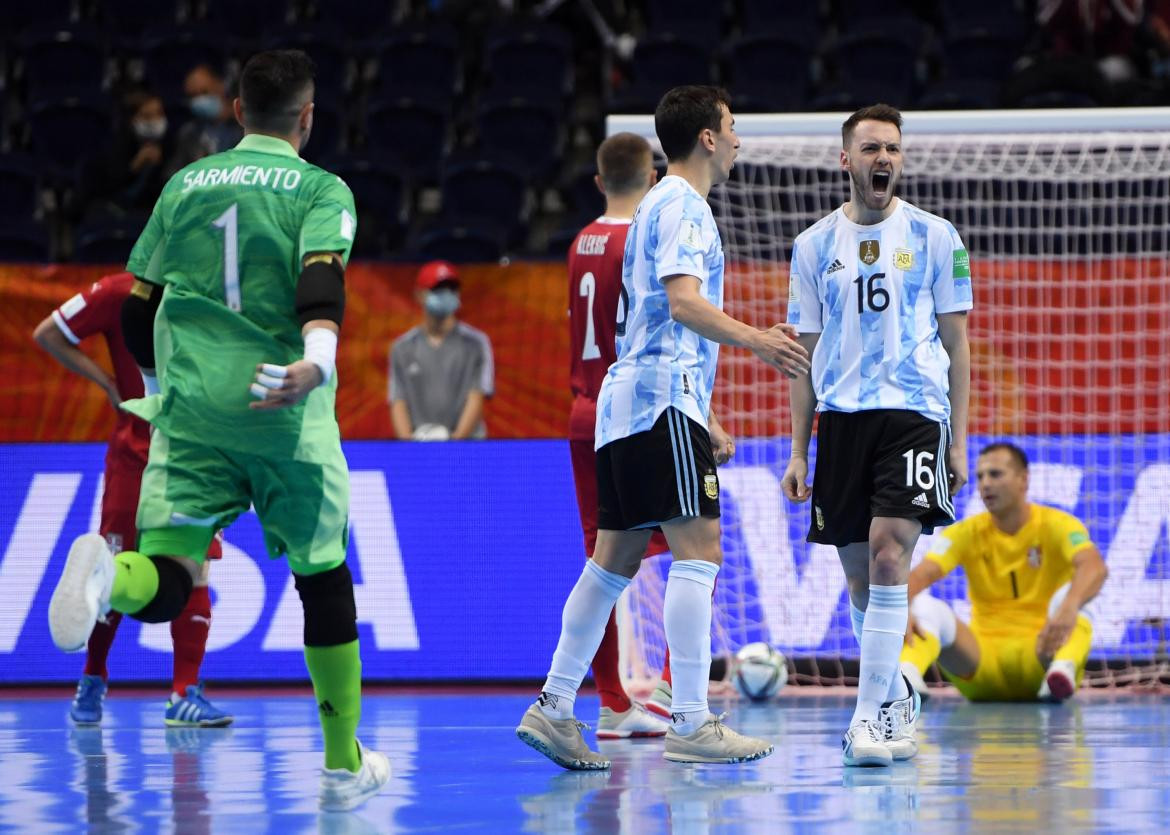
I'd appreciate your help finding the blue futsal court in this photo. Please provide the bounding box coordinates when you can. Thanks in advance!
[2,687,1167,832]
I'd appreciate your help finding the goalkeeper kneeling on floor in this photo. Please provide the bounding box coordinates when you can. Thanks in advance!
[900,442,1108,702]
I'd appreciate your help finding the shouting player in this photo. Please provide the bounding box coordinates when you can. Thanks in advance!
[518,85,809,770]
[782,103,973,767]
[568,132,670,738]
[900,442,1108,702]
[34,274,231,728]
[45,50,390,811]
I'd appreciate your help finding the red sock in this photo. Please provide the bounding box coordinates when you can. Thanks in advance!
[170,586,211,695]
[660,648,672,685]
[590,609,631,712]
[83,612,123,680]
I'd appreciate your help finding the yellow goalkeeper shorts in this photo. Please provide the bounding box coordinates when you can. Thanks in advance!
[943,617,1092,702]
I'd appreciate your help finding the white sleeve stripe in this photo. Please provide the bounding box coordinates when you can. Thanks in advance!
[51,310,81,345]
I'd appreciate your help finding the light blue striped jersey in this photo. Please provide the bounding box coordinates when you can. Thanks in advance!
[787,200,972,422]
[596,175,725,449]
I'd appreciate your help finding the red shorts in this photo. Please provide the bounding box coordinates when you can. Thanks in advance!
[569,437,669,559]
[101,461,222,559]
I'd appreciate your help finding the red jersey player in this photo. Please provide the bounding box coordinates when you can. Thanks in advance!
[567,133,676,735]
[34,272,232,727]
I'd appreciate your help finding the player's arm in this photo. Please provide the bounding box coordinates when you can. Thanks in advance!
[32,314,121,407]
[938,311,970,495]
[450,390,485,440]
[121,277,164,394]
[390,399,413,439]
[663,275,809,376]
[781,332,820,503]
[1037,544,1108,658]
[250,252,344,410]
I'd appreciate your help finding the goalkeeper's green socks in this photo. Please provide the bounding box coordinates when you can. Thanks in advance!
[305,641,363,772]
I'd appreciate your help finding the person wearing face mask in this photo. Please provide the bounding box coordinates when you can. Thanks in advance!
[388,261,495,440]
[164,64,243,180]
[83,90,173,217]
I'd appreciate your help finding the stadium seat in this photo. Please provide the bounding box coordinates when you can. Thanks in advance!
[4,0,74,36]
[28,96,111,173]
[363,97,450,183]
[142,25,228,101]
[0,154,44,222]
[300,100,345,163]
[937,31,1023,83]
[96,0,179,37]
[311,0,395,38]
[0,220,52,261]
[474,95,563,183]
[1015,90,1102,109]
[19,24,107,100]
[324,152,409,257]
[412,222,505,262]
[373,23,461,105]
[73,215,147,264]
[264,26,352,98]
[610,33,713,113]
[834,0,922,27]
[645,0,723,39]
[722,33,814,113]
[439,154,528,238]
[739,0,821,38]
[917,79,1001,109]
[202,0,291,39]
[937,0,1029,37]
[563,164,605,223]
[482,21,572,98]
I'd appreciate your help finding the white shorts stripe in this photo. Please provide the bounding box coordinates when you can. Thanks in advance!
[677,411,700,516]
[666,410,692,516]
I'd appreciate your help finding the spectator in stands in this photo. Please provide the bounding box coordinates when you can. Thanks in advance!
[82,90,172,218]
[165,64,242,177]
[389,261,494,440]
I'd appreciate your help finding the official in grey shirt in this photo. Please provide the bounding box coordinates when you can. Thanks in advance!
[389,261,495,440]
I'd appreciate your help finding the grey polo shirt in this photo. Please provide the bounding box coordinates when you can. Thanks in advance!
[388,322,495,437]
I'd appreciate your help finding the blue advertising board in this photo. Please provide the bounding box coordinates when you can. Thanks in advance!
[0,437,1166,683]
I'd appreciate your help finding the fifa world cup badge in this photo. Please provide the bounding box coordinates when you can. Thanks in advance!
[859,240,880,265]
[704,474,719,500]
[815,505,825,531]
[1028,546,1042,568]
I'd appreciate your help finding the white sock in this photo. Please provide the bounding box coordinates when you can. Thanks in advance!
[852,584,908,725]
[849,601,866,645]
[910,593,958,648]
[540,560,630,719]
[664,559,720,735]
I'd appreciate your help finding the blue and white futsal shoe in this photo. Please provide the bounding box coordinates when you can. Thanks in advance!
[842,719,893,767]
[164,683,234,727]
[880,673,922,761]
[70,674,107,725]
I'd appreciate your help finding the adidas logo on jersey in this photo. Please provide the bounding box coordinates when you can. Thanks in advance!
[826,258,845,274]
[911,492,930,509]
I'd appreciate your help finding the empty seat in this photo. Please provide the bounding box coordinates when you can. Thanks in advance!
[412,222,505,262]
[28,96,111,172]
[363,97,450,182]
[0,154,45,222]
[483,22,572,98]
[142,25,227,101]
[439,154,528,234]
[0,220,52,261]
[20,24,107,100]
[722,33,814,113]
[474,95,563,182]
[374,23,461,104]
[73,215,147,264]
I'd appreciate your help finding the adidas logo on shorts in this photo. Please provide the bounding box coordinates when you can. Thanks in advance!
[826,258,845,274]
[911,492,930,509]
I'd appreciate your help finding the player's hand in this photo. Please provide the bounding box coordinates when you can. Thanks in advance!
[1036,601,1078,661]
[947,444,968,496]
[781,456,811,503]
[248,360,323,410]
[709,420,735,465]
[751,324,810,379]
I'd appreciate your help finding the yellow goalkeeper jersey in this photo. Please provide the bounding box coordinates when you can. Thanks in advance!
[925,504,1095,637]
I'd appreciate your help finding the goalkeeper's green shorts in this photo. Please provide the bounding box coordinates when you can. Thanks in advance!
[135,430,349,575]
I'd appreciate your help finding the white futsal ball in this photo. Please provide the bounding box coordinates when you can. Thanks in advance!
[733,642,788,701]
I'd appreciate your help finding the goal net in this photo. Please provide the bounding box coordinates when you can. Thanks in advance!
[607,109,1170,691]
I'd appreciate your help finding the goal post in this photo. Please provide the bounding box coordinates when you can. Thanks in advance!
[606,108,1170,691]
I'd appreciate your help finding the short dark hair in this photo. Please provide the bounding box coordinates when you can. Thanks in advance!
[654,85,731,162]
[979,442,1029,471]
[239,50,315,133]
[597,132,653,194]
[842,103,903,148]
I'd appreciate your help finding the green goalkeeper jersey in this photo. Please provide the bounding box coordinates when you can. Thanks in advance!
[122,133,357,459]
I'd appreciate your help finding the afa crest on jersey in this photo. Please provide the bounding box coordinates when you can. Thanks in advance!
[704,474,719,499]
[894,248,914,270]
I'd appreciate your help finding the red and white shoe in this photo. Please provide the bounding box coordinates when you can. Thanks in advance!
[596,703,669,739]
[644,680,672,719]
[1041,659,1077,702]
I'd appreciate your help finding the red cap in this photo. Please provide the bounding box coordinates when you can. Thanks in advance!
[416,260,460,290]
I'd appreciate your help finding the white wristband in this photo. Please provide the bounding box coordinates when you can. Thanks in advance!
[141,371,160,397]
[303,328,338,385]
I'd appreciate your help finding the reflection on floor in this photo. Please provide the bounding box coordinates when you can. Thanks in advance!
[0,689,1167,833]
